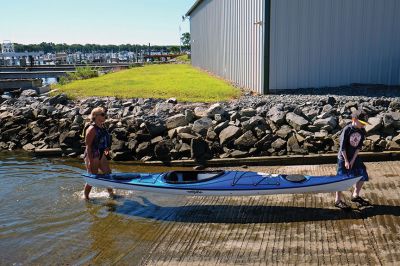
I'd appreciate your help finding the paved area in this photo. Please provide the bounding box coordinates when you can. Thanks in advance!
[139,161,400,265]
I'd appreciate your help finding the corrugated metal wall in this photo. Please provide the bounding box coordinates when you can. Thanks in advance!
[269,0,400,90]
[190,0,265,94]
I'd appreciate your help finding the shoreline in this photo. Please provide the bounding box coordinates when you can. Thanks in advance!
[1,87,400,164]
[28,149,400,167]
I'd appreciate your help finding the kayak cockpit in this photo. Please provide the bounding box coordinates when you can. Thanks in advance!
[282,174,307,183]
[164,170,225,184]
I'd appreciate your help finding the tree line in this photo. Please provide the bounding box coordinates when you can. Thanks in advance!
[13,33,191,54]
[13,43,183,54]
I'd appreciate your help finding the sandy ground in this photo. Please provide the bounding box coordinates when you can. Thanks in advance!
[138,161,400,265]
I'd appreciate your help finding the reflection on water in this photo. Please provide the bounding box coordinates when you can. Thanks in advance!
[42,77,58,86]
[0,152,189,265]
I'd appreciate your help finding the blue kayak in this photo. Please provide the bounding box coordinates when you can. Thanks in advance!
[83,170,362,196]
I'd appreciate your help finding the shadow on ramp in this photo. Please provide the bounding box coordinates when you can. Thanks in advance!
[100,196,400,224]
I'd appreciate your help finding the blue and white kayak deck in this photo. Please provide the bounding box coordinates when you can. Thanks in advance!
[83,170,362,196]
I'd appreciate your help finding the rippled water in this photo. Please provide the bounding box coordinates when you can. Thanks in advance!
[0,152,189,265]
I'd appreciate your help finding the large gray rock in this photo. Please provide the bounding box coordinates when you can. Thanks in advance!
[48,94,68,106]
[322,104,333,113]
[166,114,188,129]
[276,125,292,139]
[214,121,229,134]
[255,134,274,149]
[314,116,337,129]
[136,142,151,158]
[185,109,195,123]
[383,112,400,129]
[22,143,35,151]
[206,103,226,118]
[176,126,193,134]
[111,140,126,152]
[366,116,382,133]
[267,105,286,125]
[73,115,84,125]
[21,89,38,97]
[178,132,198,142]
[345,101,358,109]
[191,138,211,161]
[192,117,213,135]
[59,130,80,149]
[230,150,249,158]
[206,127,218,140]
[286,112,309,131]
[112,127,128,140]
[242,115,267,131]
[145,120,166,137]
[367,134,381,144]
[234,131,258,150]
[154,140,173,161]
[127,139,138,151]
[389,101,400,110]
[150,136,164,145]
[194,106,208,118]
[287,134,307,154]
[240,108,256,117]
[303,107,320,120]
[219,126,242,145]
[271,138,287,150]
[178,143,191,157]
[287,135,300,152]
[392,134,400,144]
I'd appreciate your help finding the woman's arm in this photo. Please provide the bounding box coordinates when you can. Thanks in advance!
[85,126,96,161]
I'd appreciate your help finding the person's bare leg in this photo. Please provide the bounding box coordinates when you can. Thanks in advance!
[335,191,343,203]
[99,156,114,198]
[84,184,92,200]
[352,181,364,198]
[84,158,99,200]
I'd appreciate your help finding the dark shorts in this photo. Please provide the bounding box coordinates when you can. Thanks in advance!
[337,158,369,181]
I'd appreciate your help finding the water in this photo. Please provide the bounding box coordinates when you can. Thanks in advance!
[42,77,57,86]
[0,152,189,265]
[2,153,400,264]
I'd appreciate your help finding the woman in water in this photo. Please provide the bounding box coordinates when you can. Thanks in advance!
[83,107,114,200]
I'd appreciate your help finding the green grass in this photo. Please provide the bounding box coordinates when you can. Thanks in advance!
[55,64,240,102]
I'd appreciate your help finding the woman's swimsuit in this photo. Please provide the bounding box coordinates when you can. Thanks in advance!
[85,124,111,160]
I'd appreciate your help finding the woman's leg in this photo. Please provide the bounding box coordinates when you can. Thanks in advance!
[84,157,100,199]
[99,155,114,197]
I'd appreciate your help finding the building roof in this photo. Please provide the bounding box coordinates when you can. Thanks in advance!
[185,0,204,16]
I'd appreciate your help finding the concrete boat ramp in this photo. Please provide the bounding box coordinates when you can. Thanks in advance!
[85,161,400,265]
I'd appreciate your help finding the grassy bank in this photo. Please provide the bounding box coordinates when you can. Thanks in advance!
[55,64,240,102]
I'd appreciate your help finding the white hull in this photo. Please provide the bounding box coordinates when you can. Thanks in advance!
[83,176,362,196]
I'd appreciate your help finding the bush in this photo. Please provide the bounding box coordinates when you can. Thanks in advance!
[60,66,98,85]
[175,54,191,63]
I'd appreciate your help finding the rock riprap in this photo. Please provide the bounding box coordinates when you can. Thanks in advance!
[1,90,399,161]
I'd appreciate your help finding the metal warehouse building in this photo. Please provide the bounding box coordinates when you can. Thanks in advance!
[186,0,400,94]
